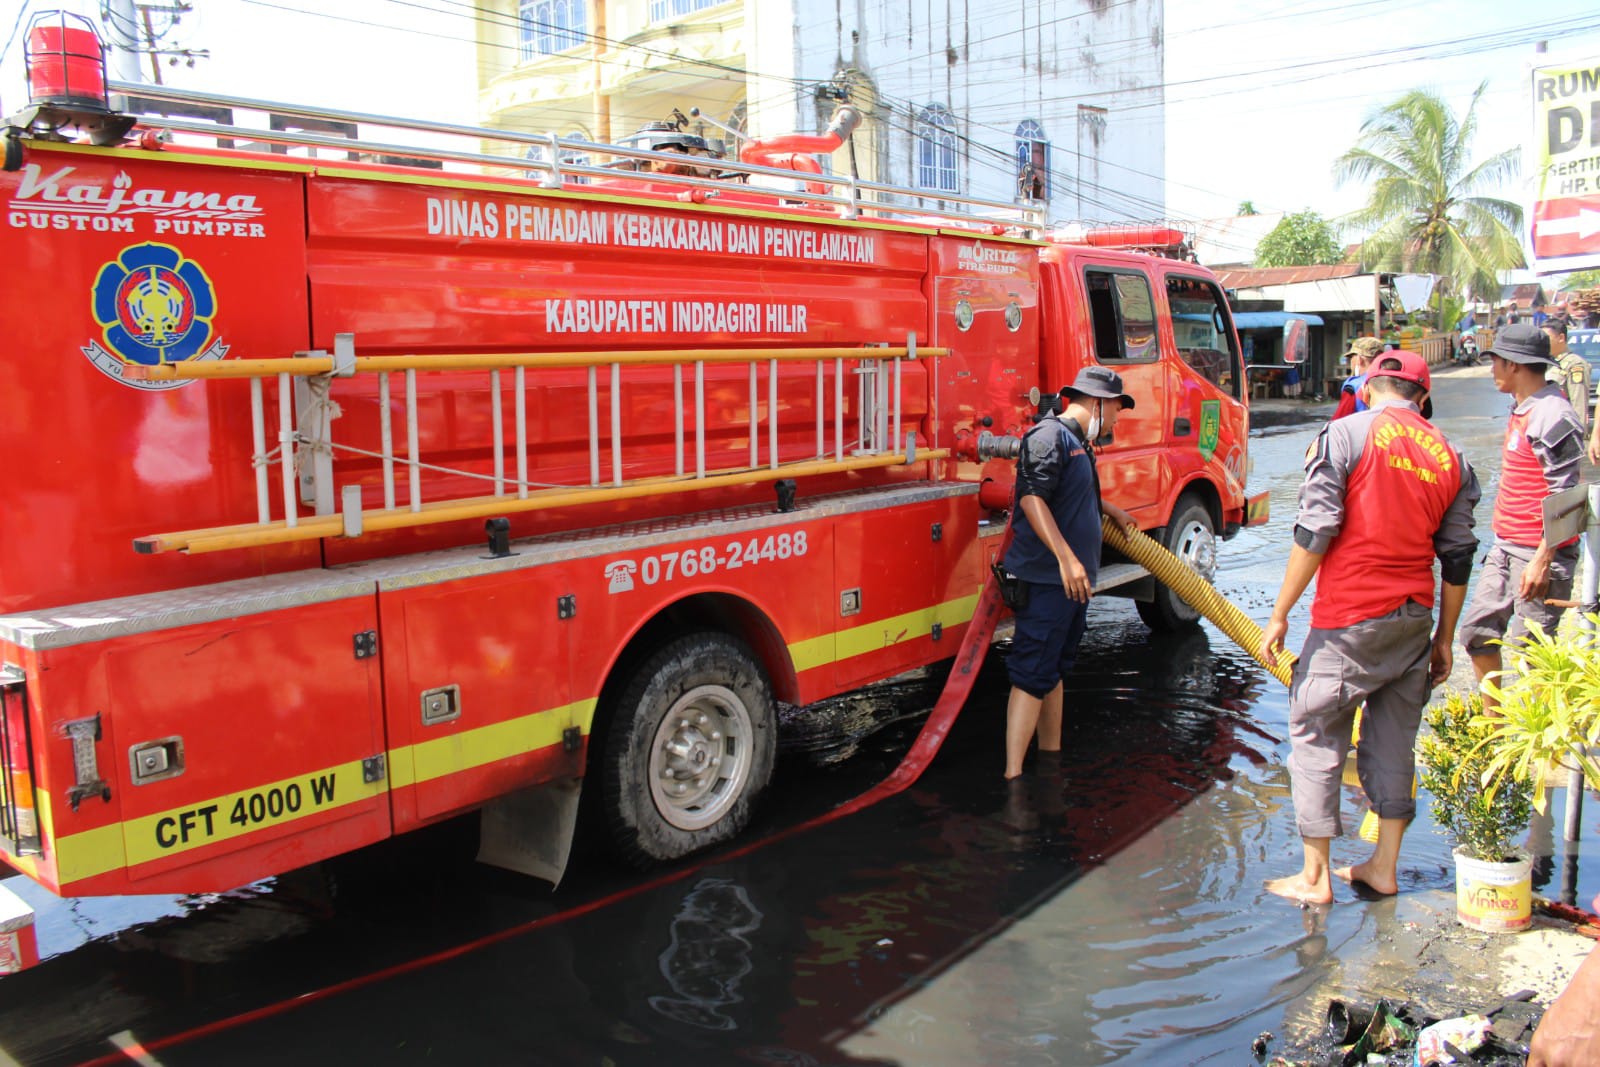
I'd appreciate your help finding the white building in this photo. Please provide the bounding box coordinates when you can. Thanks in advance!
[475,0,1165,224]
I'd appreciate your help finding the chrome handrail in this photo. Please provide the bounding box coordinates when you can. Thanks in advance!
[107,80,1046,232]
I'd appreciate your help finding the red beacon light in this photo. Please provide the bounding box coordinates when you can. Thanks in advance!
[26,9,111,111]
[2,10,135,166]
[1055,222,1196,261]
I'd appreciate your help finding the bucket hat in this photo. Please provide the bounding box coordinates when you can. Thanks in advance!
[1061,365,1135,409]
[1483,323,1553,366]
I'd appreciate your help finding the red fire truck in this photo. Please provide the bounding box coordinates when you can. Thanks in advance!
[0,15,1264,902]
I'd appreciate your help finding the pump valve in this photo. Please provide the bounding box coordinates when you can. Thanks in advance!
[975,431,1022,461]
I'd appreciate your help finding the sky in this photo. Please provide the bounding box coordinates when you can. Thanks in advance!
[1163,0,1600,223]
[3,0,1599,233]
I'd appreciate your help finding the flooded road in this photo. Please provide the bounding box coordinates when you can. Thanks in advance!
[4,364,1598,1065]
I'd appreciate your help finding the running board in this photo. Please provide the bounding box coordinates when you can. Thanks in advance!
[1092,562,1148,593]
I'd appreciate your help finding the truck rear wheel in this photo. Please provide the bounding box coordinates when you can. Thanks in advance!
[1136,494,1215,632]
[601,632,776,868]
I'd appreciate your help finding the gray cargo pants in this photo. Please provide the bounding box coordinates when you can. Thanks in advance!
[1286,600,1433,839]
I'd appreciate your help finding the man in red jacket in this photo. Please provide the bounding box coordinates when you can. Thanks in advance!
[1260,351,1480,903]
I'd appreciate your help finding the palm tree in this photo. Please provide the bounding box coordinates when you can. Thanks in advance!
[1335,83,1523,305]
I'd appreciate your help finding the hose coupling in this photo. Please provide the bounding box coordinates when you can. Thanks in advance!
[976,431,1022,461]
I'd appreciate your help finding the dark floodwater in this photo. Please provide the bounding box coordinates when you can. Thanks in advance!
[3,365,1598,1066]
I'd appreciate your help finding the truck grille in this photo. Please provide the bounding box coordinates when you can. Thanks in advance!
[0,667,40,856]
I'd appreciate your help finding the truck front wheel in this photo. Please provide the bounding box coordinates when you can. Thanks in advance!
[1136,494,1216,631]
[601,632,776,868]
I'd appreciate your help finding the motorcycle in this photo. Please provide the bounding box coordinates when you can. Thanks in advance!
[1455,334,1481,366]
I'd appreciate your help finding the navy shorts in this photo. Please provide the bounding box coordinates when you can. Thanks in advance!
[1006,580,1090,698]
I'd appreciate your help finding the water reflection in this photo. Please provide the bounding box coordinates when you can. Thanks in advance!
[648,878,761,1031]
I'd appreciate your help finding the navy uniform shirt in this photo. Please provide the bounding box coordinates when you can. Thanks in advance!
[1002,415,1104,585]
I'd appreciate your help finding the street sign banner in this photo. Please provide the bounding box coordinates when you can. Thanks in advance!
[1531,60,1600,273]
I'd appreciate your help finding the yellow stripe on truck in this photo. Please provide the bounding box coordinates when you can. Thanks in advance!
[390,698,597,788]
[789,594,979,673]
[43,700,598,883]
[122,758,387,868]
[55,823,125,884]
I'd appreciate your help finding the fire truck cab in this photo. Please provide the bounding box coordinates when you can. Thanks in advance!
[0,17,1262,908]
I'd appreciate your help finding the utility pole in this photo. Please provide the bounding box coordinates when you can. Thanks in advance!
[1076,104,1106,219]
[141,7,163,85]
[102,2,208,88]
[104,0,144,85]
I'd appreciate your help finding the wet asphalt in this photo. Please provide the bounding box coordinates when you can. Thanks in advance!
[2,362,1598,1066]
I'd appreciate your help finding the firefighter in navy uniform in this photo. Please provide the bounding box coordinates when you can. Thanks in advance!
[1259,351,1480,904]
[1001,366,1138,782]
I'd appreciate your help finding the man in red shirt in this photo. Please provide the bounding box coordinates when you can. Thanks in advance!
[1260,352,1480,903]
[1460,323,1585,710]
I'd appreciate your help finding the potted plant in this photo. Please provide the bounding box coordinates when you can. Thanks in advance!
[1475,615,1600,812]
[1417,690,1536,932]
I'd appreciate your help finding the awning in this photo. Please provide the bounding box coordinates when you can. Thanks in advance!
[1231,311,1325,328]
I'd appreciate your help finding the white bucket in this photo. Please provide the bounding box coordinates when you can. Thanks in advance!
[1454,848,1533,933]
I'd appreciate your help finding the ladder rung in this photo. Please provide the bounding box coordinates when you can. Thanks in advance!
[134,450,950,556]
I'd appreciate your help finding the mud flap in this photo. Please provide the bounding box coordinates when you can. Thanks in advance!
[477,777,582,887]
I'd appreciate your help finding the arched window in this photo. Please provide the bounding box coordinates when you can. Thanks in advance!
[915,104,958,193]
[649,0,727,22]
[518,0,587,60]
[1015,119,1050,201]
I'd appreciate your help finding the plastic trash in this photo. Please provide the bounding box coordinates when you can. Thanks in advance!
[1326,1000,1371,1044]
[1413,1015,1491,1066]
[1336,999,1415,1066]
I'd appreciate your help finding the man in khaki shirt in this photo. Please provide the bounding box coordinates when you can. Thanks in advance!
[1544,317,1590,434]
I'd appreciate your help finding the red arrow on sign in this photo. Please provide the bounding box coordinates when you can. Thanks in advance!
[1534,195,1600,259]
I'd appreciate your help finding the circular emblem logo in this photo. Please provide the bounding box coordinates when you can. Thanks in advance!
[86,242,224,389]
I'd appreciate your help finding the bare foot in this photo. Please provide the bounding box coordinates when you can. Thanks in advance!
[1334,862,1397,896]
[1266,873,1333,905]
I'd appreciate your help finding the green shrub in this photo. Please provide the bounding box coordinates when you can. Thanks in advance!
[1476,615,1600,814]
[1418,690,1534,862]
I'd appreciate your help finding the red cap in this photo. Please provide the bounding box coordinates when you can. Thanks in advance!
[1364,349,1430,392]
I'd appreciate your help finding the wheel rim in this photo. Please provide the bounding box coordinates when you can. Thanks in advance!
[1173,517,1217,583]
[647,684,755,831]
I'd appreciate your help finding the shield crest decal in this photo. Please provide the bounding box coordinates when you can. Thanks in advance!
[1198,400,1221,461]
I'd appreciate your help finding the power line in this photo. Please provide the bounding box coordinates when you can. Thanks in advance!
[221,0,1162,220]
[194,1,1565,229]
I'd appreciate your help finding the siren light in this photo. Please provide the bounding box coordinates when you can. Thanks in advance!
[2,10,135,164]
[24,10,110,112]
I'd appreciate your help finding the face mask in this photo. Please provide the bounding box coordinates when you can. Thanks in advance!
[1088,400,1113,447]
